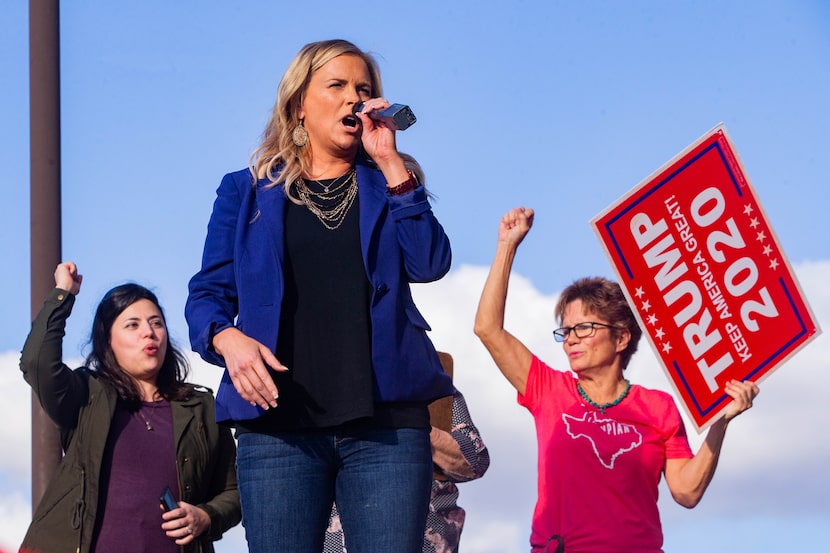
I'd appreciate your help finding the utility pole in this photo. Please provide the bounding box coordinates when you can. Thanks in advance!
[29,0,63,511]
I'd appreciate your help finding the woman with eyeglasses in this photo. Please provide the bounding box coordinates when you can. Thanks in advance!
[474,207,759,553]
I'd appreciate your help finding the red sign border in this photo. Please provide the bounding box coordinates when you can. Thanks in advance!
[590,124,821,432]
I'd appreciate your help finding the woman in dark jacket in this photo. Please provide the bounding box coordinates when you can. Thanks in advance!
[19,262,240,553]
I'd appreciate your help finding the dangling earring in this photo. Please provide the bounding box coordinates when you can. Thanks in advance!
[292,120,308,147]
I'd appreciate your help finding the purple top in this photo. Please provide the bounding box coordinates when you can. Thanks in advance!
[91,399,179,553]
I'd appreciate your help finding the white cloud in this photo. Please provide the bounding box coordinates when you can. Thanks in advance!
[2,261,828,552]
[0,352,34,551]
[0,352,32,481]
[0,492,31,552]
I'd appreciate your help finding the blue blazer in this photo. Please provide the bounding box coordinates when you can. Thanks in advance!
[186,161,455,423]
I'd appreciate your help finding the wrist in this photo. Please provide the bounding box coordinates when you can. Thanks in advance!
[373,153,409,184]
[387,171,419,196]
[212,327,237,356]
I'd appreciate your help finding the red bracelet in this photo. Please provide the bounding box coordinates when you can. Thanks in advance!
[387,171,419,196]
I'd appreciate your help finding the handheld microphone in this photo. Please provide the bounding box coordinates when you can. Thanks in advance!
[353,102,417,131]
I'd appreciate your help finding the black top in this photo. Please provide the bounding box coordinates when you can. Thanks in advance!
[237,176,429,435]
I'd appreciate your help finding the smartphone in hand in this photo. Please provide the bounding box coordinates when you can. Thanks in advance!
[160,485,178,512]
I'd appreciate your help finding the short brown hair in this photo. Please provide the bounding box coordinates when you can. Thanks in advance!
[555,277,642,370]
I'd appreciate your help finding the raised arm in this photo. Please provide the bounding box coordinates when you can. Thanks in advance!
[473,207,536,395]
[664,379,759,508]
[19,262,88,429]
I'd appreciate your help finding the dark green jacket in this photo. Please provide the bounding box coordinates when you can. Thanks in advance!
[19,289,241,553]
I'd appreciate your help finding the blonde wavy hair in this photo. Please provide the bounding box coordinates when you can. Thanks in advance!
[249,39,426,200]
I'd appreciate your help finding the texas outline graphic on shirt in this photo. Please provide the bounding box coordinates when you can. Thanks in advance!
[562,411,643,469]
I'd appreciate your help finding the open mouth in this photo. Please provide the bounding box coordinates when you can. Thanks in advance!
[342,115,358,128]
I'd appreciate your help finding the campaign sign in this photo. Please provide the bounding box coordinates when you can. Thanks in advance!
[591,124,820,431]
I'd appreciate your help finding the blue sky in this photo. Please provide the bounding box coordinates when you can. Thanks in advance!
[2,1,829,551]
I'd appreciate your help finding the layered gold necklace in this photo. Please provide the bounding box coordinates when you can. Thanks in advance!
[295,168,357,231]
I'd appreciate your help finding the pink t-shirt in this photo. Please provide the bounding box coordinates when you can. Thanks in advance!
[518,356,693,553]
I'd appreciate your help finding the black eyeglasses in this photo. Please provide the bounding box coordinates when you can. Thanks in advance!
[552,321,616,343]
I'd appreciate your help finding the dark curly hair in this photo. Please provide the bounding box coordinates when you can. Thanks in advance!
[85,283,192,408]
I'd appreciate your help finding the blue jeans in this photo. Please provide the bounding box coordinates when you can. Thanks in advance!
[237,427,432,553]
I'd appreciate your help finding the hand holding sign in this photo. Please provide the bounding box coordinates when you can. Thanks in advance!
[722,379,760,421]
